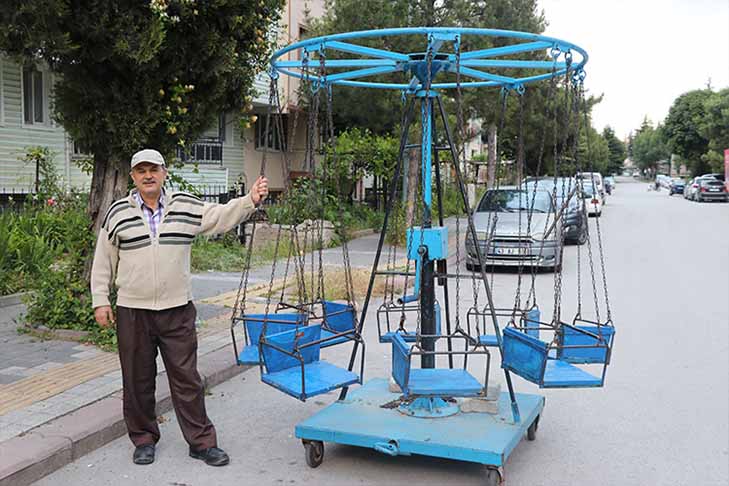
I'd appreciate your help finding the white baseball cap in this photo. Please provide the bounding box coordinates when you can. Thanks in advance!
[131,149,166,168]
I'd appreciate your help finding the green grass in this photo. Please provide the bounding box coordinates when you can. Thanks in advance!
[191,233,311,273]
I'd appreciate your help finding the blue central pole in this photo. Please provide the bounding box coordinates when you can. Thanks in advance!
[418,89,436,368]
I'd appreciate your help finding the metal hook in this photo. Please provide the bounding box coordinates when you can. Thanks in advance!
[550,45,562,60]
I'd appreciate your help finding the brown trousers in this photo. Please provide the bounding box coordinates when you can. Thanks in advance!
[116,302,217,450]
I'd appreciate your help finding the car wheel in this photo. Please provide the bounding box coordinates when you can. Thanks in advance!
[577,226,588,245]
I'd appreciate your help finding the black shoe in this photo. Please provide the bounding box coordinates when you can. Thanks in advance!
[189,446,230,466]
[133,444,155,465]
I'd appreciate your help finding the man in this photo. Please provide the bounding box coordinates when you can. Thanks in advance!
[91,148,268,466]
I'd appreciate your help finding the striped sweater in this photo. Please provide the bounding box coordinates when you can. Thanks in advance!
[91,190,256,310]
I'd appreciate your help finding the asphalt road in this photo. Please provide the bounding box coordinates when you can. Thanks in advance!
[38,178,729,486]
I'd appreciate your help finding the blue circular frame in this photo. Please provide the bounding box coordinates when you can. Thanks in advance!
[270,27,588,92]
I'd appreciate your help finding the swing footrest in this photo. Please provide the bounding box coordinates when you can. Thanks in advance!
[380,331,418,343]
[261,361,360,400]
[406,369,483,397]
[541,360,603,388]
[478,335,499,347]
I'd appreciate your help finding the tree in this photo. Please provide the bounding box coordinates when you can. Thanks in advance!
[0,0,284,234]
[602,126,626,175]
[663,89,712,176]
[698,88,729,173]
[632,119,669,174]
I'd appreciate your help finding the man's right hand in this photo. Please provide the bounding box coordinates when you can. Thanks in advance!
[94,306,115,328]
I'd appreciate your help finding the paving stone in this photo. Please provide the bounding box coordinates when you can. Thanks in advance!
[0,375,24,385]
[0,366,29,375]
[0,423,26,442]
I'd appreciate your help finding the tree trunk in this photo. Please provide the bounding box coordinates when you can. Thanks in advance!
[486,123,497,189]
[83,154,130,281]
[405,147,420,228]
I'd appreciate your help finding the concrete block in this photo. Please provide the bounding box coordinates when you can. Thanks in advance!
[459,397,500,414]
[388,377,402,393]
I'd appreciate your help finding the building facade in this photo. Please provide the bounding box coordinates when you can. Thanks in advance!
[0,0,325,198]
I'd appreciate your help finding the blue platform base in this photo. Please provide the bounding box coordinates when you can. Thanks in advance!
[296,378,544,467]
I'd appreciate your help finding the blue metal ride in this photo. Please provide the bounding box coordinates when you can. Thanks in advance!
[258,26,605,483]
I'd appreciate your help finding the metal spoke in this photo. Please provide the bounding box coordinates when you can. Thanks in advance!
[325,40,410,61]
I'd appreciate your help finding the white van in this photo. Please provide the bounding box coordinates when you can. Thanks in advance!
[576,172,604,199]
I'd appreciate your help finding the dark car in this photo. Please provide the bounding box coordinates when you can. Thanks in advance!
[668,178,685,196]
[522,178,587,245]
[696,178,728,202]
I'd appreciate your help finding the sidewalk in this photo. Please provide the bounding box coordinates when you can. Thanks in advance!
[0,218,461,486]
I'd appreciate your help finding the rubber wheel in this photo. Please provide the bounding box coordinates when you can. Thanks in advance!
[527,415,540,441]
[304,441,324,468]
[577,226,588,245]
[485,468,502,486]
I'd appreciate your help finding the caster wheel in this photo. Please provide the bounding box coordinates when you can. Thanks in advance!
[485,467,502,486]
[304,440,324,468]
[527,414,540,441]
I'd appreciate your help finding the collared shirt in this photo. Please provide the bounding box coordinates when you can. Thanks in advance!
[134,191,165,238]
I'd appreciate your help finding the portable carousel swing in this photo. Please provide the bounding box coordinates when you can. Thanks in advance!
[229,60,364,401]
[234,27,615,484]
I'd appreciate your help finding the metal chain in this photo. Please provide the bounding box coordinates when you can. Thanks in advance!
[551,59,574,325]
[525,52,560,309]
[316,49,327,304]
[231,73,279,324]
[454,36,464,331]
[579,80,612,322]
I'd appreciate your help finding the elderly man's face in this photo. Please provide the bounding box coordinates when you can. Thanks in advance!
[131,163,166,200]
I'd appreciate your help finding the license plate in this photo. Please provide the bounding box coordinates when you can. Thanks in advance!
[709,188,720,192]
[495,247,528,255]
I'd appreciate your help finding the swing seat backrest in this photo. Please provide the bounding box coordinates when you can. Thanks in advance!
[322,301,356,333]
[243,313,307,346]
[501,327,548,384]
[558,323,615,364]
[261,324,322,373]
[390,333,412,394]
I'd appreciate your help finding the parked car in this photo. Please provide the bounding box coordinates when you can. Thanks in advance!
[656,174,672,189]
[581,183,603,217]
[577,172,605,199]
[522,178,587,245]
[668,178,685,196]
[696,178,728,202]
[685,177,701,201]
[466,188,562,271]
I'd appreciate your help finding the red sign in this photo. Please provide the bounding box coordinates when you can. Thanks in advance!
[725,149,729,190]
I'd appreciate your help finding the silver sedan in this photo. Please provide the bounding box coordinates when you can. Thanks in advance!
[465,188,562,271]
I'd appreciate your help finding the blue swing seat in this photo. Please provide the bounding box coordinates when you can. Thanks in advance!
[320,301,357,347]
[237,313,306,365]
[391,333,483,397]
[501,327,605,388]
[260,324,361,401]
[478,306,541,348]
[558,323,615,364]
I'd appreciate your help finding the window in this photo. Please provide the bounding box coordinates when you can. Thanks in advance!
[255,114,288,151]
[22,66,45,125]
[218,112,226,143]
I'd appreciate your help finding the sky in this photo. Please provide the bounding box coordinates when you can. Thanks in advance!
[538,0,729,140]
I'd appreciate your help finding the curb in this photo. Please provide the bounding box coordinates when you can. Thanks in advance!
[0,292,29,308]
[0,346,249,486]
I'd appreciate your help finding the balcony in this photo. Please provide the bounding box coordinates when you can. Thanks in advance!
[177,138,223,166]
